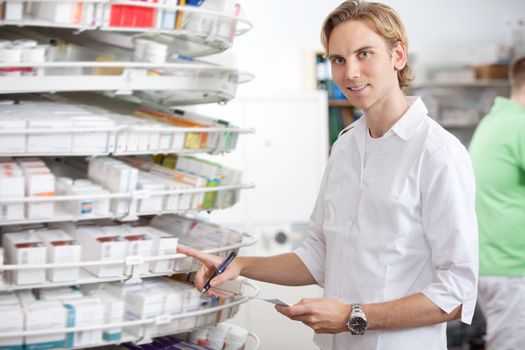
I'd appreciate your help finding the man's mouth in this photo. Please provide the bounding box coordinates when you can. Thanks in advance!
[347,84,368,91]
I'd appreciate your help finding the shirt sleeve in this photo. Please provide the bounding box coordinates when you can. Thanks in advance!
[420,144,479,324]
[293,140,338,288]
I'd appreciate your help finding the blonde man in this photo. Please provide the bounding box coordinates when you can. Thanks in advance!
[469,55,525,350]
[178,1,478,349]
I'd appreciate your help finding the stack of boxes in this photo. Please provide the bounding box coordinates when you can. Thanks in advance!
[0,100,241,156]
[18,158,55,219]
[88,157,138,216]
[0,101,116,156]
[0,159,25,221]
[2,229,81,285]
[0,215,239,288]
[0,287,126,349]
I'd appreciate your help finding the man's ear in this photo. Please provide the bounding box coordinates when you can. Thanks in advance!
[392,41,407,71]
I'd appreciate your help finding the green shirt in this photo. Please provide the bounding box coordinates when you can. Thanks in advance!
[469,97,525,276]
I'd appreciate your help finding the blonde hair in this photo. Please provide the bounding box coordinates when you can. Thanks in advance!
[321,0,413,88]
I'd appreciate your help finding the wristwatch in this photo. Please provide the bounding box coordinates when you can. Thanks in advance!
[346,304,368,335]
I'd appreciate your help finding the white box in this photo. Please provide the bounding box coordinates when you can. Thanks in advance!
[38,286,83,301]
[162,0,177,29]
[125,130,140,152]
[67,180,103,216]
[151,214,194,236]
[2,231,46,285]
[158,129,172,151]
[24,300,67,350]
[71,116,114,154]
[148,128,160,151]
[71,226,126,278]
[136,174,165,213]
[131,227,178,274]
[62,297,104,347]
[0,118,26,154]
[0,249,3,287]
[35,230,81,282]
[0,291,18,306]
[26,119,73,154]
[171,131,185,151]
[137,129,150,152]
[0,304,24,349]
[16,290,37,305]
[4,2,23,21]
[102,281,143,300]
[121,230,152,275]
[0,170,25,221]
[106,164,138,215]
[125,287,165,320]
[24,171,55,219]
[33,2,78,24]
[91,290,124,342]
[93,188,111,216]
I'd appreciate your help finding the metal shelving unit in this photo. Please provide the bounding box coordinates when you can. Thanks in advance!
[0,1,257,348]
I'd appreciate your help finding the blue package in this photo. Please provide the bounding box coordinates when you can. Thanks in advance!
[186,0,205,6]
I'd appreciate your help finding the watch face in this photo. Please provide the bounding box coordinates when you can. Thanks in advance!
[349,317,368,334]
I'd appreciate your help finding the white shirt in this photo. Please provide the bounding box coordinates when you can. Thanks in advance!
[295,97,478,350]
[364,128,384,167]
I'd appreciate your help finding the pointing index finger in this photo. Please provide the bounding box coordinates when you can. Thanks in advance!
[176,246,221,267]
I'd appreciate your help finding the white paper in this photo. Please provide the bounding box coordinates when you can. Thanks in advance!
[259,298,291,307]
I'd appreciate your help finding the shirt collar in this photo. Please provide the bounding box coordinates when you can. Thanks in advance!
[389,96,428,141]
[492,96,525,114]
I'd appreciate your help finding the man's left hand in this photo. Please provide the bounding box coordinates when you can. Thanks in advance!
[275,297,352,334]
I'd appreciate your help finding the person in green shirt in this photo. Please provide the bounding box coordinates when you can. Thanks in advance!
[469,55,525,350]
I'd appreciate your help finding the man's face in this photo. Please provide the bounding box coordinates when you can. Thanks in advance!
[328,19,404,112]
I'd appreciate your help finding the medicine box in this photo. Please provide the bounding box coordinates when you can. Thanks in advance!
[35,230,81,282]
[26,118,73,154]
[37,286,84,301]
[121,230,153,275]
[4,2,23,21]
[71,116,115,154]
[16,290,37,305]
[70,226,127,278]
[91,290,124,342]
[0,167,25,221]
[63,297,104,347]
[0,118,26,154]
[24,300,67,350]
[136,173,165,213]
[0,249,3,287]
[24,170,55,219]
[2,231,46,285]
[130,226,178,273]
[0,303,24,349]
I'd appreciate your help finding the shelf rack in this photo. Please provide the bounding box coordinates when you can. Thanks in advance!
[0,124,254,157]
[0,279,259,347]
[0,0,253,56]
[0,62,254,105]
[0,232,256,291]
[0,1,258,348]
[0,182,255,225]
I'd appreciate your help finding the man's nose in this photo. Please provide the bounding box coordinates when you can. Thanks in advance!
[345,60,360,81]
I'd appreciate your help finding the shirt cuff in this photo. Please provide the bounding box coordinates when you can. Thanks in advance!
[422,285,477,324]
[293,247,325,288]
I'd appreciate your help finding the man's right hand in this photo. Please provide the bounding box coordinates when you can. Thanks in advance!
[176,246,242,293]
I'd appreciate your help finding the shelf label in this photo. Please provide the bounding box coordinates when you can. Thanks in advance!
[134,190,151,199]
[155,314,172,325]
[125,255,145,266]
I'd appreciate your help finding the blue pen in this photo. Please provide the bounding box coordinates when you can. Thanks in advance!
[201,251,237,294]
